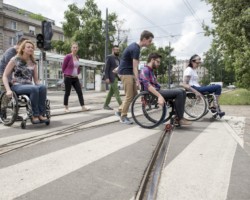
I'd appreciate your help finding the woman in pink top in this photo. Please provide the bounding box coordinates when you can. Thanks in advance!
[62,42,89,112]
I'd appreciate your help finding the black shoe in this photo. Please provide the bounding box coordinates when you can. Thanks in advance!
[210,107,217,113]
[218,111,225,118]
[103,105,113,110]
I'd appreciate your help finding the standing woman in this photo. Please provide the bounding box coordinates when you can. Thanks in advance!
[62,42,89,112]
[182,54,225,118]
[2,40,48,123]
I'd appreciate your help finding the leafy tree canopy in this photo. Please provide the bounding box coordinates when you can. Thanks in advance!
[55,0,119,62]
[203,0,250,89]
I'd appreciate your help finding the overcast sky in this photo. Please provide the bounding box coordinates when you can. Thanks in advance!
[4,0,213,60]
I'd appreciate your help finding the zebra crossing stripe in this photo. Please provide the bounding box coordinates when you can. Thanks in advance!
[157,121,237,200]
[0,126,159,200]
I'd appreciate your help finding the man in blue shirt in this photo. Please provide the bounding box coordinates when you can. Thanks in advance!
[140,53,191,126]
[117,30,154,125]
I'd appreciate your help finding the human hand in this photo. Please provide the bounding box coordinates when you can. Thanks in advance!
[105,79,110,84]
[6,90,13,98]
[158,95,166,107]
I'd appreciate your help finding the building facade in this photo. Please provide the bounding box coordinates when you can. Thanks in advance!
[172,59,208,86]
[0,0,104,90]
[0,0,64,54]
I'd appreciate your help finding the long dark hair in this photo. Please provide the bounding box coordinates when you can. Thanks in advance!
[188,54,200,68]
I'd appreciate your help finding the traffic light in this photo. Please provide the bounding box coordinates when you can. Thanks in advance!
[42,21,53,51]
[36,34,44,49]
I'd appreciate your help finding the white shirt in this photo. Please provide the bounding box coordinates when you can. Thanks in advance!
[183,67,200,87]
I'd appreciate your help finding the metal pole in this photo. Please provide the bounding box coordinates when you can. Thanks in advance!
[105,8,109,60]
[39,50,44,84]
[168,42,171,89]
[104,8,109,90]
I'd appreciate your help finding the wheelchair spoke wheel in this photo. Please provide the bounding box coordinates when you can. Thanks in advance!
[131,91,166,129]
[0,91,18,126]
[184,92,207,121]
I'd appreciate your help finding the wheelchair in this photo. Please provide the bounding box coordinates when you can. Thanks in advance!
[131,90,177,129]
[184,91,223,121]
[0,91,50,129]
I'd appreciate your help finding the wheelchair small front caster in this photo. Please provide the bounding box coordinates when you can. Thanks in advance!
[21,121,26,129]
[45,120,50,126]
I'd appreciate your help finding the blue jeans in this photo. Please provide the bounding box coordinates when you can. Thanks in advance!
[11,84,47,117]
[192,85,222,95]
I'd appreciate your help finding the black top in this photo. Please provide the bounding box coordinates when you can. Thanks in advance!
[118,42,140,75]
[104,54,120,83]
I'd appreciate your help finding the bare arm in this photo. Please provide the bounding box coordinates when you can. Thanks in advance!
[33,64,40,85]
[133,59,139,86]
[2,60,15,96]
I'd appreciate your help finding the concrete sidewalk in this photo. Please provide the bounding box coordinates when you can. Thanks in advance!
[47,89,124,116]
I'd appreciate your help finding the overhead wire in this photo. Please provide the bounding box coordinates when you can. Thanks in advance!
[182,0,203,27]
[117,0,172,37]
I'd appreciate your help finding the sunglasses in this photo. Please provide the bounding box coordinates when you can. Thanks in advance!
[192,59,201,63]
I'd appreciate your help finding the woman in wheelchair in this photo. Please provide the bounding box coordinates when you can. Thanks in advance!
[139,53,191,126]
[182,54,225,118]
[2,40,48,124]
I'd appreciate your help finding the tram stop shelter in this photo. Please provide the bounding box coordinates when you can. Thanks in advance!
[34,51,105,90]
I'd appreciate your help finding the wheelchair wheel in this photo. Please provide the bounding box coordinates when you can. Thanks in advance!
[45,99,51,119]
[131,91,166,129]
[184,92,207,121]
[21,121,26,129]
[0,91,18,126]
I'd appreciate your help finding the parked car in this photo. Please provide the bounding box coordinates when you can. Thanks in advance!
[227,85,236,89]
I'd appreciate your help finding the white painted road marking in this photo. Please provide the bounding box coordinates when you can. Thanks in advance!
[157,121,237,200]
[0,126,159,200]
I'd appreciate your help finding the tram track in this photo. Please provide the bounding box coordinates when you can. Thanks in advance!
[0,112,117,156]
[135,123,175,200]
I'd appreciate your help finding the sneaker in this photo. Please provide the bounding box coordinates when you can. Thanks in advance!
[82,106,90,111]
[120,116,133,125]
[179,118,192,126]
[103,105,113,110]
[64,109,70,113]
[218,111,225,118]
[115,111,121,117]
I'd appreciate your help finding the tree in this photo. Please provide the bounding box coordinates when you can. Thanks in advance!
[140,44,176,85]
[202,43,235,86]
[203,0,250,89]
[59,0,119,61]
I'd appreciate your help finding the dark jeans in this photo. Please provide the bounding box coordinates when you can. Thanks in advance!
[159,89,186,119]
[64,77,84,106]
[192,85,222,95]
